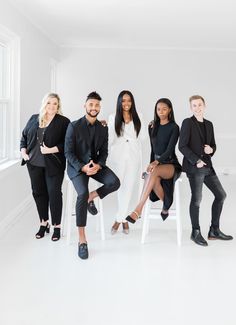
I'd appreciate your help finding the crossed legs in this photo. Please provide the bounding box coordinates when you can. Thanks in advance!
[128,164,175,221]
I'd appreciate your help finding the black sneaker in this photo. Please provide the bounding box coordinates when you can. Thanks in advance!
[78,243,89,259]
[87,200,98,215]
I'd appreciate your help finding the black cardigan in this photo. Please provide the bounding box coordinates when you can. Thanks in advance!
[179,116,216,174]
[20,114,70,176]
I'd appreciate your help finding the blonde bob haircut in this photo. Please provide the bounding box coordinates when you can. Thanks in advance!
[39,93,62,127]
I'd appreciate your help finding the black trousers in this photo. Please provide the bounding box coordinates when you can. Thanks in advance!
[187,167,226,229]
[27,163,64,225]
[72,166,120,227]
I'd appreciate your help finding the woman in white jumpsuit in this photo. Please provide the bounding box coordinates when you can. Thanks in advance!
[108,90,146,234]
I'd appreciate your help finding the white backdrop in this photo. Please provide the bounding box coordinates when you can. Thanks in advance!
[58,47,236,173]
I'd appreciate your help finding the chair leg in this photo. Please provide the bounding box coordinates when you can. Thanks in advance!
[141,200,150,244]
[66,181,74,245]
[175,179,182,246]
[98,198,105,241]
[61,186,67,238]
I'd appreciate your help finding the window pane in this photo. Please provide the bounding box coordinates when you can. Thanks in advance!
[0,102,7,160]
[0,44,8,98]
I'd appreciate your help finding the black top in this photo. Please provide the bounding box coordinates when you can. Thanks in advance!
[197,120,211,167]
[86,118,96,161]
[149,121,180,167]
[197,121,206,143]
[148,121,181,211]
[29,127,46,167]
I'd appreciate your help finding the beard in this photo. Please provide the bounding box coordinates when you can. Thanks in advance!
[86,110,99,118]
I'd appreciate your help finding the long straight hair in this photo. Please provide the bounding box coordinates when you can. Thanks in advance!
[114,90,141,137]
[39,93,62,127]
[151,98,175,137]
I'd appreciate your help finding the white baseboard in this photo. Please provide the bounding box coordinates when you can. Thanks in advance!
[0,195,33,235]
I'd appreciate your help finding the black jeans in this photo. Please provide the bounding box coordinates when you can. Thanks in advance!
[187,167,226,229]
[27,163,64,225]
[72,166,120,227]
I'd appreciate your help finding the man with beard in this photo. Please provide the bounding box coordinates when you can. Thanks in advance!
[65,91,120,259]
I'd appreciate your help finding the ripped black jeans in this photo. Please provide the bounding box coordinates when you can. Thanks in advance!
[187,167,226,230]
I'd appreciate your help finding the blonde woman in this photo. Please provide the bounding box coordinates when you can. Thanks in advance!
[20,93,70,241]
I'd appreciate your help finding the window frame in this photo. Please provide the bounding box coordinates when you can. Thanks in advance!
[0,24,20,164]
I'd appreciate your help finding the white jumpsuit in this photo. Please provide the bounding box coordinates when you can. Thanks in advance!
[108,114,146,223]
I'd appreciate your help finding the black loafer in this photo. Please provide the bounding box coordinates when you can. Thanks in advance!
[78,243,89,259]
[87,200,98,215]
[208,227,233,240]
[191,229,208,246]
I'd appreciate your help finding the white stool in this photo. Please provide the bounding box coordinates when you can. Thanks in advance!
[63,177,105,244]
[141,178,182,246]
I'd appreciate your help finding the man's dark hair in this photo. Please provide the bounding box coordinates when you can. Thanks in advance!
[86,91,102,102]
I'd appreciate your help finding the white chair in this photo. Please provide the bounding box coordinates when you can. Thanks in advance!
[141,178,182,246]
[62,176,105,245]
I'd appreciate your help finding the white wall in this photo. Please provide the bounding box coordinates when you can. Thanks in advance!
[0,2,59,228]
[58,47,236,173]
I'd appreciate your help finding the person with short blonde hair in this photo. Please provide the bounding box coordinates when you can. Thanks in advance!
[179,95,233,246]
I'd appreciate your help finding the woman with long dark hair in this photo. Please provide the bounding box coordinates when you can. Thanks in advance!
[108,90,146,234]
[126,98,181,223]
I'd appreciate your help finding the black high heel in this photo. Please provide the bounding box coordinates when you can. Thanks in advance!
[51,228,61,241]
[126,211,140,224]
[35,222,50,239]
[160,211,169,221]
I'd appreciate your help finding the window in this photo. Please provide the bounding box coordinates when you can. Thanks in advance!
[0,25,20,164]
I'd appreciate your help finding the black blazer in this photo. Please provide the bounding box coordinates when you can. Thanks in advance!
[20,114,70,176]
[65,116,108,179]
[178,115,216,173]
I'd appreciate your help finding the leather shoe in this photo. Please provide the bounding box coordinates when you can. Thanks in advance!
[208,227,233,240]
[78,243,89,259]
[191,229,208,246]
[87,200,98,215]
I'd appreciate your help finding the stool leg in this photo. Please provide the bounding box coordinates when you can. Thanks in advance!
[61,182,68,237]
[141,200,150,244]
[175,180,182,246]
[98,198,105,240]
[66,182,74,245]
[95,196,99,233]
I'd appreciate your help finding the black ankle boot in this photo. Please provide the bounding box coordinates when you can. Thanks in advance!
[191,228,208,246]
[35,222,50,239]
[208,226,233,240]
